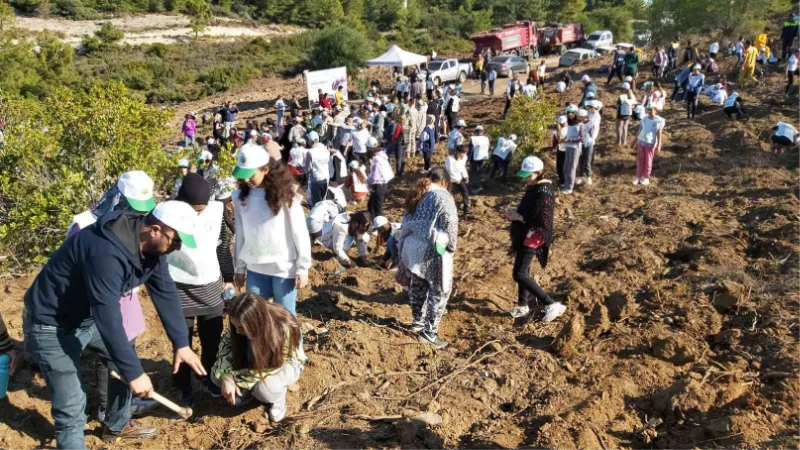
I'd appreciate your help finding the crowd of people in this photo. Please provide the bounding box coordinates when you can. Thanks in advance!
[1,19,799,449]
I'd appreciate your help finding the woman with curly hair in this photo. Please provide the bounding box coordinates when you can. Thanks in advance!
[396,167,458,349]
[231,144,312,316]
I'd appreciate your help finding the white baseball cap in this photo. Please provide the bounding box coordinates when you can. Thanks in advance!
[199,150,213,161]
[456,119,466,127]
[367,136,379,148]
[178,158,190,168]
[509,134,517,141]
[348,160,360,169]
[586,100,599,109]
[152,200,198,249]
[557,115,567,125]
[307,131,320,142]
[372,215,389,230]
[578,109,588,117]
[206,138,215,145]
[624,76,633,82]
[565,105,578,113]
[581,74,591,82]
[693,63,702,70]
[475,125,484,131]
[586,92,596,99]
[297,138,306,147]
[117,170,155,212]
[232,143,270,179]
[517,156,544,178]
[621,82,631,90]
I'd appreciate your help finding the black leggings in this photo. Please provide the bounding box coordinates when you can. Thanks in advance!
[490,155,510,180]
[512,247,554,306]
[787,69,799,94]
[453,181,470,214]
[174,314,224,392]
[368,183,388,218]
[686,91,699,118]
[607,65,623,84]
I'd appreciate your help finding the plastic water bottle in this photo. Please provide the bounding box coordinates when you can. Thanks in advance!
[222,287,236,302]
[0,353,10,400]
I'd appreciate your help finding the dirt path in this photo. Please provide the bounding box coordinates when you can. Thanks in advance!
[1,53,798,449]
[16,14,302,46]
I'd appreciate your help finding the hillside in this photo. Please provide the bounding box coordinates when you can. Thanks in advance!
[0,52,798,450]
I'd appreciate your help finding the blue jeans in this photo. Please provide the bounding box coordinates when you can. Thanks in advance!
[385,235,400,267]
[184,134,195,147]
[246,270,298,317]
[23,315,131,449]
[276,110,284,128]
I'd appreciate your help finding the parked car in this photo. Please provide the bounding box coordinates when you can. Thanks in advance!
[427,59,474,86]
[485,55,530,78]
[559,48,600,67]
[584,30,613,50]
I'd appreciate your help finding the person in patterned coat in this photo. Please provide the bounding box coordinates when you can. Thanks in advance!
[396,167,459,349]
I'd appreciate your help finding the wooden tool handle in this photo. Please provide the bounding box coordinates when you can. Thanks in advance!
[109,371,193,419]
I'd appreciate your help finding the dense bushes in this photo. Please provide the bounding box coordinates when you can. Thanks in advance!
[0,82,172,264]
[309,26,373,75]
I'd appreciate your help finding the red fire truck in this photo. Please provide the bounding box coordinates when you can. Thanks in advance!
[471,21,584,58]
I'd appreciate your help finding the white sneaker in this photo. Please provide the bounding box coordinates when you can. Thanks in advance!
[560,188,573,195]
[509,305,530,318]
[641,178,650,186]
[575,178,584,186]
[542,302,567,322]
[632,178,640,185]
[586,177,593,185]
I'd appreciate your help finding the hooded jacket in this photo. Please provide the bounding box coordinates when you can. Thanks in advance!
[24,212,189,382]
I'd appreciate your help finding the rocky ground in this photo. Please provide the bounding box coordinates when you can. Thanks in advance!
[1,50,798,449]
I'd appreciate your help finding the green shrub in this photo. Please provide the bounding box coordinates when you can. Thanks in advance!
[490,94,557,161]
[0,82,172,265]
[146,42,168,57]
[95,22,124,44]
[81,35,102,53]
[309,26,372,76]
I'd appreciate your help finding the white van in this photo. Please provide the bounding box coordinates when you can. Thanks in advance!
[585,30,613,50]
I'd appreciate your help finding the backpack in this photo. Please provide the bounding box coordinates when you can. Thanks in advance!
[619,97,632,116]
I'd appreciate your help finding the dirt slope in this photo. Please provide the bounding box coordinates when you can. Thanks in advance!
[15,15,301,46]
[1,52,798,450]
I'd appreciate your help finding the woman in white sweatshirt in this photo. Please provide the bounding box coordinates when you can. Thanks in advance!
[231,144,312,317]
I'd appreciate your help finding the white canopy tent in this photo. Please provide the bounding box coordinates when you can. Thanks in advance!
[366,45,428,68]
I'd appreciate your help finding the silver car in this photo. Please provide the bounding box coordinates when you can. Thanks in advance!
[485,55,530,77]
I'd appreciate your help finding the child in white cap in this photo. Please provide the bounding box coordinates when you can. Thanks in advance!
[633,104,665,186]
[616,85,637,146]
[561,106,585,195]
[577,103,600,186]
[231,144,311,316]
[489,134,517,181]
[553,115,568,185]
[345,160,369,203]
[506,156,565,322]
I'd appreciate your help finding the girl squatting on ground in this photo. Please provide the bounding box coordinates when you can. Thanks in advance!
[211,293,306,423]
[396,168,459,349]
[507,156,566,322]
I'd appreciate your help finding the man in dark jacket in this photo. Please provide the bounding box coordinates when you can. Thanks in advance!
[221,101,238,138]
[23,201,205,449]
[781,13,799,60]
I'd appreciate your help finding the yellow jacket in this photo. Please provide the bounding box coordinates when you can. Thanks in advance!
[754,33,768,51]
[744,46,759,67]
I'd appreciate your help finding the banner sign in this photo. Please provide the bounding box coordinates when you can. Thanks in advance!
[306,66,348,104]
